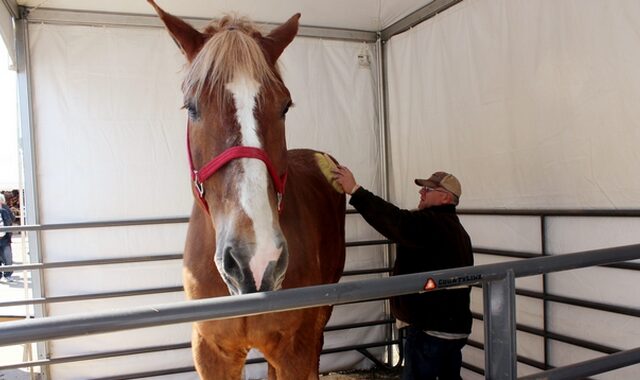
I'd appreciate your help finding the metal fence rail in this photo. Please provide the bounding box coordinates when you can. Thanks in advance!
[520,347,640,380]
[0,216,395,377]
[0,238,392,309]
[1,243,639,379]
[459,208,640,377]
[0,319,396,372]
[2,212,640,378]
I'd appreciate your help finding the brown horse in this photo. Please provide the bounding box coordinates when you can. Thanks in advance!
[148,1,346,379]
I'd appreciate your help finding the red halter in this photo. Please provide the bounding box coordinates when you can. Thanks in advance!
[187,127,288,213]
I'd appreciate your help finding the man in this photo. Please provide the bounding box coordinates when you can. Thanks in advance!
[0,193,15,282]
[332,167,473,380]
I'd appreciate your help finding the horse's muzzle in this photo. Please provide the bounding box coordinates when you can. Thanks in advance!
[215,237,288,295]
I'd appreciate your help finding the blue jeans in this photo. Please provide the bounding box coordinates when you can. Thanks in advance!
[0,243,13,277]
[402,326,467,380]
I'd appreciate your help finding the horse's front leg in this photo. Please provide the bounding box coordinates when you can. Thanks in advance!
[266,345,322,380]
[192,327,247,380]
[262,307,333,380]
[267,362,277,380]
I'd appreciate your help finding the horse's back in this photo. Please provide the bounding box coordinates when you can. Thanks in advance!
[281,149,346,286]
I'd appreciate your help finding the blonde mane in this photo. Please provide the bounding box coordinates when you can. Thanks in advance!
[183,15,283,103]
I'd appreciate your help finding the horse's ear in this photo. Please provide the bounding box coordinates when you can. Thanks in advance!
[147,0,206,61]
[260,13,301,65]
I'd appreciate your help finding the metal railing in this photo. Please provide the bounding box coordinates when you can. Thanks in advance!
[0,241,392,309]
[0,212,398,378]
[2,210,640,379]
[1,242,639,379]
[459,208,640,378]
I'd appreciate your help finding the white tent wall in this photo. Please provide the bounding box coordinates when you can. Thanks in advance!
[385,0,640,378]
[386,0,640,210]
[12,0,640,377]
[27,21,385,379]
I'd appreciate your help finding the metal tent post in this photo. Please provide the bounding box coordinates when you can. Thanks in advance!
[483,270,517,379]
[15,11,50,378]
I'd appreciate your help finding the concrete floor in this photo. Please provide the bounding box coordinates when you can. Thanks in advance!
[321,367,402,379]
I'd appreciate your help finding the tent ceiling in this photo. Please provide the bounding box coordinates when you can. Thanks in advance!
[17,0,434,31]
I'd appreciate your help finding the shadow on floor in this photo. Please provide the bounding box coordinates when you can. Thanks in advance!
[322,366,402,379]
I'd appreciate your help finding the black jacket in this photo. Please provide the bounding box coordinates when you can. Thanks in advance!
[349,187,473,334]
[0,206,13,246]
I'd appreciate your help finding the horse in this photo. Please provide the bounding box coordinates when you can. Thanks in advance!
[147,1,347,379]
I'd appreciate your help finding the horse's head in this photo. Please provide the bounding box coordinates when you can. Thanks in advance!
[149,1,298,295]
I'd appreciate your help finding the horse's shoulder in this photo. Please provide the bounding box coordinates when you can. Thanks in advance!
[286,149,339,188]
[286,148,338,175]
[286,148,319,163]
[283,149,345,212]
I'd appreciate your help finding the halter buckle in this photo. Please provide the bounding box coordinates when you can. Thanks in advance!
[193,172,205,198]
[277,192,283,212]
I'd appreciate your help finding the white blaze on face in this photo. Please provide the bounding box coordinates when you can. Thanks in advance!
[226,73,282,291]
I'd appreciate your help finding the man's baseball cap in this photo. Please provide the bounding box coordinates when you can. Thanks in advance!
[414,171,461,199]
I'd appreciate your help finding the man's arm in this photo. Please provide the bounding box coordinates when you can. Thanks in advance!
[332,165,434,246]
[349,186,432,247]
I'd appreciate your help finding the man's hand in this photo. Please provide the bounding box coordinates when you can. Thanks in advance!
[332,165,360,195]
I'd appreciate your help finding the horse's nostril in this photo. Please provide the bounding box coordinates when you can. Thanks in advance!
[223,246,243,280]
[274,235,287,255]
[258,240,288,292]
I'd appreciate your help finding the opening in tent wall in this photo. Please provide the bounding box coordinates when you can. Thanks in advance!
[27,20,384,378]
[385,0,640,378]
[0,44,19,190]
[0,0,15,68]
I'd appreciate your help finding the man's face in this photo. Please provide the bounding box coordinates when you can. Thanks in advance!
[418,186,451,209]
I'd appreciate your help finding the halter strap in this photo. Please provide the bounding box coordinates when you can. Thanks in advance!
[187,127,288,213]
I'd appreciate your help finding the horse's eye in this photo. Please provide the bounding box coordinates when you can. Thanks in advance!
[281,101,293,119]
[183,101,199,120]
